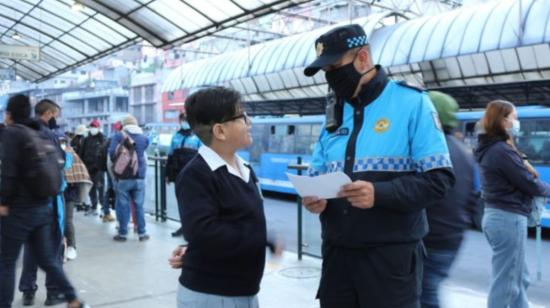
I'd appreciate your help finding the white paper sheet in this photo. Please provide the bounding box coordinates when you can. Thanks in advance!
[286,172,352,199]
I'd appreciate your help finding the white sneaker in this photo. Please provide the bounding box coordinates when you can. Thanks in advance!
[66,247,77,260]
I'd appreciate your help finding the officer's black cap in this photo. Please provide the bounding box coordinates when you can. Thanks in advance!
[304,24,368,77]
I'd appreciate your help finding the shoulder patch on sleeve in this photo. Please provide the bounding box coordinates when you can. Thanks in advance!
[396,80,425,92]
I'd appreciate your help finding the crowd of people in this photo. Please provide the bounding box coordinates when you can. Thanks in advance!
[0,23,549,308]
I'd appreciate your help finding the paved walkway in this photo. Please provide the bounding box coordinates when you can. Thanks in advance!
[9,211,548,308]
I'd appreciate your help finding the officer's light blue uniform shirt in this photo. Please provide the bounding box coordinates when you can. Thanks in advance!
[168,130,201,155]
[309,80,451,176]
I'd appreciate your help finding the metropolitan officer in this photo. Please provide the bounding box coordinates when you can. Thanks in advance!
[302,24,455,308]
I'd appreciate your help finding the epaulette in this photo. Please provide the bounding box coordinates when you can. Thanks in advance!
[396,80,425,92]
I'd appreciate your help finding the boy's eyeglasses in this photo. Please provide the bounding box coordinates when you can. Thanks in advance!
[221,112,250,125]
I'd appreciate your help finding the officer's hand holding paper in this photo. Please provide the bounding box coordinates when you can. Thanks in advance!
[287,171,352,199]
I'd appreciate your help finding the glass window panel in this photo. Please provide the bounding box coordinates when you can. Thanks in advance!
[41,0,87,24]
[457,55,477,77]
[516,119,550,165]
[517,46,537,70]
[80,19,125,45]
[12,24,49,42]
[25,60,56,73]
[416,10,458,60]
[459,8,494,54]
[148,0,210,32]
[19,62,48,75]
[14,64,39,79]
[184,0,242,22]
[39,52,67,68]
[499,1,521,49]
[21,16,63,37]
[0,0,33,11]
[397,18,429,65]
[42,46,77,64]
[129,8,183,41]
[253,75,271,92]
[534,44,550,68]
[478,2,508,51]
[0,5,25,21]
[522,0,548,44]
[94,15,136,39]
[118,18,162,45]
[101,0,141,14]
[233,0,263,10]
[279,70,299,89]
[471,53,489,75]
[49,41,85,61]
[71,27,112,50]
[486,50,506,73]
[58,34,97,55]
[501,48,520,71]
[30,7,75,31]
[0,16,16,28]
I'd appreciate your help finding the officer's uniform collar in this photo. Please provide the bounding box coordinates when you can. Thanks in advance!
[349,65,389,108]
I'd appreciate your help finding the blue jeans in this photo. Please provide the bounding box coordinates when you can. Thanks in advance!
[177,284,259,308]
[482,207,529,308]
[0,207,76,308]
[116,179,146,236]
[420,248,459,308]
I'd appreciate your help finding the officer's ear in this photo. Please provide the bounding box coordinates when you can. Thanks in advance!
[357,47,371,70]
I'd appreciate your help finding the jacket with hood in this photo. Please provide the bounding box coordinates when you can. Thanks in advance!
[475,134,550,216]
[1,119,51,208]
[109,124,149,179]
[80,132,105,173]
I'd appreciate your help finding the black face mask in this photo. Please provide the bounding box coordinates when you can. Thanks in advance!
[48,117,57,129]
[325,51,376,100]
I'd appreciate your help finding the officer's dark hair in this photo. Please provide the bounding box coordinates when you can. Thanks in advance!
[482,100,515,138]
[7,94,32,121]
[185,86,243,145]
[35,99,60,116]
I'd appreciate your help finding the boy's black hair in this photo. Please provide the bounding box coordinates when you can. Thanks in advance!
[185,87,243,145]
[7,94,32,121]
[35,99,61,116]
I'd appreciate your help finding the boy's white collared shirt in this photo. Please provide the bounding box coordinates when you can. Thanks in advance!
[198,145,250,183]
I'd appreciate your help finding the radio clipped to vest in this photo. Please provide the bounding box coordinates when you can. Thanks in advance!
[325,89,344,133]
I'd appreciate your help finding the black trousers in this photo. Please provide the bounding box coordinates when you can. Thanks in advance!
[318,242,424,308]
[88,171,105,208]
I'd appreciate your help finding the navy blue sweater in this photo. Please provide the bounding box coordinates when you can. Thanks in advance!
[175,155,267,296]
[475,134,550,216]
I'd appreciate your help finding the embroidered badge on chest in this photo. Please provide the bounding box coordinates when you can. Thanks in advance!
[374,118,390,133]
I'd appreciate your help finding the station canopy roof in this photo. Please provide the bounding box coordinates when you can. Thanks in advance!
[162,0,550,113]
[0,0,309,82]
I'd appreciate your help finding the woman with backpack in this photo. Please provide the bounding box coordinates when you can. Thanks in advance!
[475,100,550,308]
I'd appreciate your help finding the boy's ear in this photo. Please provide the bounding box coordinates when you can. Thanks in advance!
[211,123,227,141]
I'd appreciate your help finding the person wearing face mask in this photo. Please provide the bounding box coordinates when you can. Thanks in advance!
[79,120,106,214]
[302,24,455,308]
[475,100,550,308]
[166,112,201,237]
[16,99,80,306]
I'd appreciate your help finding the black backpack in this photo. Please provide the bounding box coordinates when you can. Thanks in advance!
[15,124,64,199]
[166,145,198,182]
